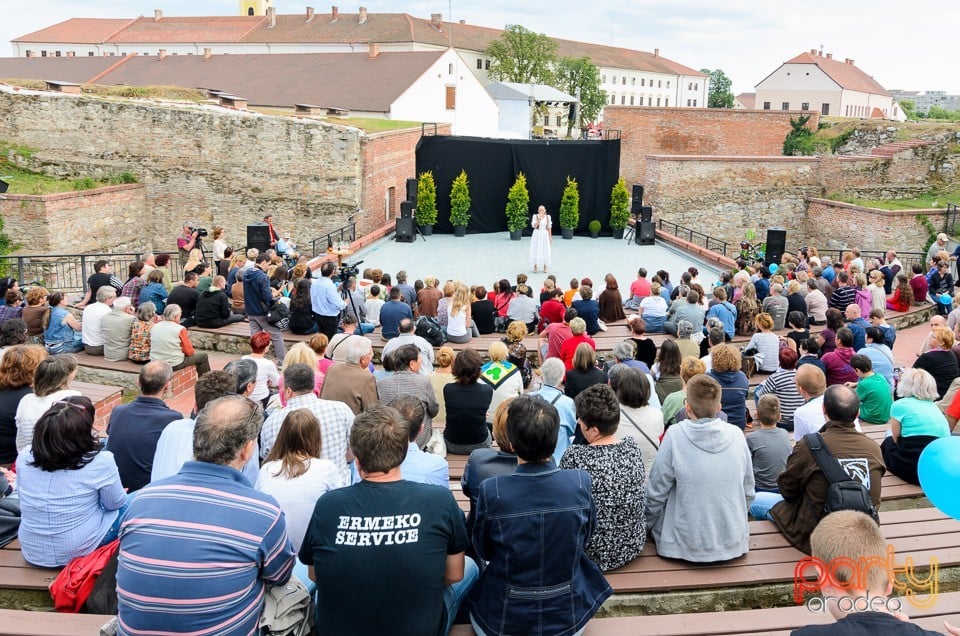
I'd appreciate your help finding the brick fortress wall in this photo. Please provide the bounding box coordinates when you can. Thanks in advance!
[0,87,377,253]
[604,106,819,185]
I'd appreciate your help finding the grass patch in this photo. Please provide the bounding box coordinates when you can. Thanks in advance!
[0,141,138,194]
[1,79,207,102]
[832,188,960,210]
[249,107,423,131]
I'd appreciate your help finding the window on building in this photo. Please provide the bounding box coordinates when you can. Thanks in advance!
[622,77,626,85]
[641,78,645,87]
[610,94,616,104]
[602,75,606,83]
[763,101,771,110]
[248,7,255,15]
[620,95,625,104]
[544,115,550,126]
[476,59,483,70]
[630,96,634,105]
[667,81,670,88]
[54,51,61,57]
[801,102,809,111]
[40,50,47,57]
[821,103,830,116]
[448,63,453,74]
[88,52,94,56]
[695,83,698,90]
[782,102,789,110]
[445,86,456,110]
[556,114,562,127]
[658,80,662,88]
[665,98,669,107]
[687,99,691,107]
[692,99,697,107]
[485,59,490,70]
[638,96,644,106]
[631,78,635,86]
[656,97,661,106]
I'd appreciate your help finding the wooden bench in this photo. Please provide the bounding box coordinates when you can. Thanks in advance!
[72,353,196,399]
[0,610,112,635]
[450,590,960,635]
[68,381,123,434]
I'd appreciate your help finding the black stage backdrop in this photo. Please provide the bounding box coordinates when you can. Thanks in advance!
[415,136,621,235]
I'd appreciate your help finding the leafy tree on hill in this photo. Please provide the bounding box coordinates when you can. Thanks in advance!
[555,56,606,136]
[898,99,918,120]
[486,25,558,84]
[699,68,734,109]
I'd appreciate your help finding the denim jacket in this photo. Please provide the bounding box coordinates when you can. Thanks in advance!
[467,461,612,636]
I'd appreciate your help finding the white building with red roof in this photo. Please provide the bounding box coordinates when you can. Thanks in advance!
[10,6,709,114]
[754,49,895,119]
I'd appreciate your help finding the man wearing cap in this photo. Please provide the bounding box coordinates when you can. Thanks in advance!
[178,222,199,266]
[928,232,954,274]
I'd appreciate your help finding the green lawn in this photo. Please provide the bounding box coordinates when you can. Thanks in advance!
[249,108,423,132]
[833,189,960,210]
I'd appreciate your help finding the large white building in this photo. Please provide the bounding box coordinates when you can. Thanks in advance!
[754,50,895,119]
[10,6,709,118]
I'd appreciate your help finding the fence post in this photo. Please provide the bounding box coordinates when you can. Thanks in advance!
[16,257,24,284]
[79,256,89,293]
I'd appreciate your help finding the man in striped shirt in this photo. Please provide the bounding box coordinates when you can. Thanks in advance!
[117,395,296,636]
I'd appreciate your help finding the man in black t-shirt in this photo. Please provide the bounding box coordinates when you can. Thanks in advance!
[167,272,201,327]
[299,404,477,636]
[77,260,122,308]
[791,510,943,636]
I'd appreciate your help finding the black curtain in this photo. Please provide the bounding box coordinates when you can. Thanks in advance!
[414,136,621,235]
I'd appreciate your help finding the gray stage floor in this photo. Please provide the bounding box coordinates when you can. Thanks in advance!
[348,232,722,293]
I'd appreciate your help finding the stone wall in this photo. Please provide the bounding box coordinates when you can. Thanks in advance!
[604,106,819,186]
[0,86,376,253]
[806,198,945,253]
[0,184,146,254]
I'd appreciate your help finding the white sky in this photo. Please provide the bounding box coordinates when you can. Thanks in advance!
[2,0,957,95]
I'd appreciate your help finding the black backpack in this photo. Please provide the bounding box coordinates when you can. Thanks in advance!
[804,433,879,525]
[415,316,445,347]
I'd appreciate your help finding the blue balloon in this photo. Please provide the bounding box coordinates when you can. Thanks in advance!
[918,436,960,520]
[941,293,953,305]
[768,263,778,274]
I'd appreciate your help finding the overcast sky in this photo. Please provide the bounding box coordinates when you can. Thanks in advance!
[2,0,957,95]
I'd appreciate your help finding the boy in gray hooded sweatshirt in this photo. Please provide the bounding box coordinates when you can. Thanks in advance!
[645,374,755,562]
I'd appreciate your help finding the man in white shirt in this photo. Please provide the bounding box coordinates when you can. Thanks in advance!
[381,318,435,375]
[793,364,860,441]
[81,286,116,356]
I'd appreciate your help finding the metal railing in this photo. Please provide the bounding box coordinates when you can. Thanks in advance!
[308,217,357,259]
[787,247,928,274]
[946,203,959,234]
[0,251,185,296]
[658,219,731,257]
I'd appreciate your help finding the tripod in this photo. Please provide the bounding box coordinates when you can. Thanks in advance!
[623,214,638,244]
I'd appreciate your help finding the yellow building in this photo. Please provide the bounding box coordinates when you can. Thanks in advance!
[239,0,273,16]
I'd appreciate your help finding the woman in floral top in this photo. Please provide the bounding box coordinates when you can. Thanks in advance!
[560,384,646,572]
[128,302,158,363]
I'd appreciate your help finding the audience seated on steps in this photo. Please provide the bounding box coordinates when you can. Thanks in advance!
[101,296,136,362]
[81,286,116,356]
[149,304,211,377]
[194,275,246,328]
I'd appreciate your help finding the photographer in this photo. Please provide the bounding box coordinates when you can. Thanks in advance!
[177,222,199,266]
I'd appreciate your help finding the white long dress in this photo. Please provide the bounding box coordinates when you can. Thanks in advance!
[529,213,552,270]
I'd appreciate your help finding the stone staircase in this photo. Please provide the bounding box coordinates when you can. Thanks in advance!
[869,139,934,157]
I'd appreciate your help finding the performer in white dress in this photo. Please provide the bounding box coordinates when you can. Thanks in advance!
[530,205,553,273]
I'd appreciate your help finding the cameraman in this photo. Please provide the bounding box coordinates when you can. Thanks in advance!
[310,261,345,339]
[177,222,199,266]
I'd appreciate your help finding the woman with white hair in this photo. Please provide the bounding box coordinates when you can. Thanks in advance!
[673,320,699,359]
[881,367,951,485]
[529,357,577,463]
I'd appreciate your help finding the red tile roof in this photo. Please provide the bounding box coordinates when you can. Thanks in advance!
[735,92,756,108]
[0,51,449,113]
[783,52,889,96]
[13,18,136,44]
[13,12,706,77]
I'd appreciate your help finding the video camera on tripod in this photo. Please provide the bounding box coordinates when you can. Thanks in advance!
[338,260,363,285]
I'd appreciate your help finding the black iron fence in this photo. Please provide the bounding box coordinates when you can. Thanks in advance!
[658,219,731,257]
[947,203,959,234]
[0,251,185,296]
[308,217,357,259]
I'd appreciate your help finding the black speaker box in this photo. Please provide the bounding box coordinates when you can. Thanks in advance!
[395,217,415,243]
[631,184,644,215]
[400,201,413,219]
[0,179,8,194]
[246,223,272,253]
[406,178,418,207]
[637,221,656,245]
[640,206,653,223]
[765,228,787,265]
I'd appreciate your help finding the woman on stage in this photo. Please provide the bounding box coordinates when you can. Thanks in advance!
[530,205,552,273]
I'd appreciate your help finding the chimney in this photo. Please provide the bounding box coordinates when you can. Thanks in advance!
[810,48,817,55]
[158,49,167,60]
[331,5,339,21]
[826,53,832,59]
[306,6,315,22]
[459,19,465,24]
[653,48,660,58]
[154,9,163,21]
[267,6,276,27]
[359,6,367,24]
[431,13,442,28]
[368,43,379,59]
[848,59,854,65]
[203,47,212,60]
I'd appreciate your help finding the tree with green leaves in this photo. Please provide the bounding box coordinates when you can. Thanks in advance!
[416,171,437,226]
[559,177,580,232]
[782,115,824,156]
[505,173,530,233]
[555,56,606,137]
[608,178,630,231]
[486,25,558,84]
[898,99,917,120]
[449,170,471,229]
[699,68,734,109]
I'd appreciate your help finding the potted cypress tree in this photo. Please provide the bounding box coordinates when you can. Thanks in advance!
[559,176,580,240]
[449,169,471,237]
[505,173,529,241]
[588,219,601,238]
[608,177,630,240]
[416,171,437,236]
